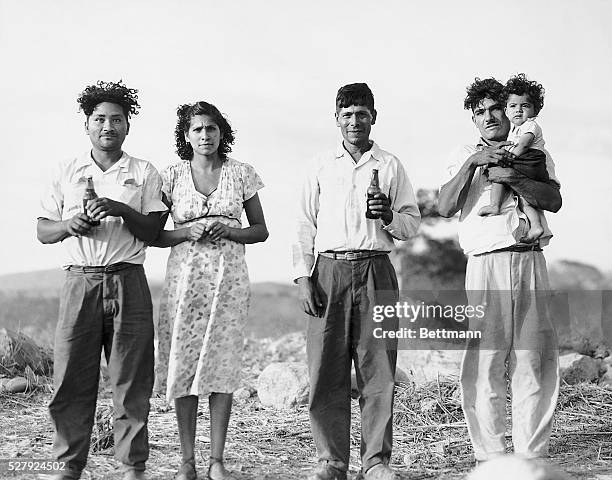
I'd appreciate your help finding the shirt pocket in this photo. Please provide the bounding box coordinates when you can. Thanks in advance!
[98,180,143,212]
[319,175,350,205]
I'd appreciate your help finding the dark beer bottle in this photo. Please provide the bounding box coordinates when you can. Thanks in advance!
[365,169,381,219]
[83,176,100,226]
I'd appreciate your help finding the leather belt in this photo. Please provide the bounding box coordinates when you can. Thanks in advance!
[318,250,390,261]
[67,262,138,273]
[489,243,542,254]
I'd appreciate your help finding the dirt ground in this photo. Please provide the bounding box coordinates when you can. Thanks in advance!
[1,385,611,480]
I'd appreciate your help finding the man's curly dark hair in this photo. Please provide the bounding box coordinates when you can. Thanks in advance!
[463,77,505,111]
[175,102,235,161]
[504,73,545,114]
[77,80,140,120]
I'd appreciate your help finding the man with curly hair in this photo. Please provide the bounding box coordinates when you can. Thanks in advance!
[439,77,561,463]
[37,80,167,480]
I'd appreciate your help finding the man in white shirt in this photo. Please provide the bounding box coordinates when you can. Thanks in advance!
[293,83,420,480]
[439,77,561,463]
[37,81,167,480]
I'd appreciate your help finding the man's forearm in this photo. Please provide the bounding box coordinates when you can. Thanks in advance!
[37,218,70,244]
[439,157,478,217]
[488,167,562,212]
[121,209,161,242]
[512,177,561,212]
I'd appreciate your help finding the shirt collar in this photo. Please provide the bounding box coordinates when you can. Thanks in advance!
[76,150,131,172]
[335,141,383,165]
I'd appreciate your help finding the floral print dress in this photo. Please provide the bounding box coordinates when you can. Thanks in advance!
[156,158,264,400]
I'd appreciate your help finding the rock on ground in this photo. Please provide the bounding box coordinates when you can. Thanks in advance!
[257,362,309,410]
[559,352,600,384]
[598,355,612,388]
[265,332,307,363]
[0,376,28,393]
[0,328,52,375]
[397,350,463,385]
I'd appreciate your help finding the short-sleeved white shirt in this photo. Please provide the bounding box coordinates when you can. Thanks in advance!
[508,118,546,151]
[39,151,167,267]
[442,140,558,256]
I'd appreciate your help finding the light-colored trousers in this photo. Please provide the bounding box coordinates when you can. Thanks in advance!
[460,251,559,461]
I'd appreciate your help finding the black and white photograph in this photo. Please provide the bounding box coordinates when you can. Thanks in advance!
[1,1,611,479]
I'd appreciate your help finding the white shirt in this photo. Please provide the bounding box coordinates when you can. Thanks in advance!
[443,140,559,256]
[292,141,420,280]
[39,151,167,267]
[508,118,546,151]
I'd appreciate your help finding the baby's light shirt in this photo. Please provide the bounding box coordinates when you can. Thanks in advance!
[508,118,546,151]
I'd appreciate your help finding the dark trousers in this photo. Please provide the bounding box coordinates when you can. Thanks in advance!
[307,255,399,473]
[49,264,154,478]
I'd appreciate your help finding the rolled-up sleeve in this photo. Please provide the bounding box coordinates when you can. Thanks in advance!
[292,161,320,281]
[141,163,168,214]
[39,164,64,221]
[381,160,420,240]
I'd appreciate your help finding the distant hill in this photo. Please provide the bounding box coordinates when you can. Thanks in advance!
[0,268,67,297]
[0,269,302,346]
[1,258,611,349]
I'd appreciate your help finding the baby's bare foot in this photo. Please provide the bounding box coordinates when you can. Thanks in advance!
[478,205,501,216]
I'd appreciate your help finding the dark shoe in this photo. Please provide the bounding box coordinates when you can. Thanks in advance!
[363,464,399,480]
[175,461,197,480]
[306,462,347,480]
[122,470,148,480]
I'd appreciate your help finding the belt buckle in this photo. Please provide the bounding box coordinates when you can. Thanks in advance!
[345,251,358,261]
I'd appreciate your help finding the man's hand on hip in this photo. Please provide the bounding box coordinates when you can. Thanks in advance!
[297,276,324,317]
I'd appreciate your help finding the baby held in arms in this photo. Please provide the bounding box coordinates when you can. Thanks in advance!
[478,73,550,243]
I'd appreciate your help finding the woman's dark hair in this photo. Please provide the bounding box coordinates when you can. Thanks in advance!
[463,77,505,111]
[504,73,545,114]
[175,101,235,160]
[336,83,375,113]
[77,80,140,119]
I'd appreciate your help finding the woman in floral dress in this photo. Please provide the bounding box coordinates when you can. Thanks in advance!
[152,101,268,480]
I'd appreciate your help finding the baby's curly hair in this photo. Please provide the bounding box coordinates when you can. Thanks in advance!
[463,77,505,111]
[175,102,235,161]
[504,73,545,114]
[77,80,140,119]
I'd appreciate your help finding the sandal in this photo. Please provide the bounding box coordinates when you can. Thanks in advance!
[207,456,237,480]
[175,459,197,480]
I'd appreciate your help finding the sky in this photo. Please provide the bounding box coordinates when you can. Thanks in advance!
[0,0,611,283]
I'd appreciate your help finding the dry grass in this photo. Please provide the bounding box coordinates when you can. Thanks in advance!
[1,339,612,479]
